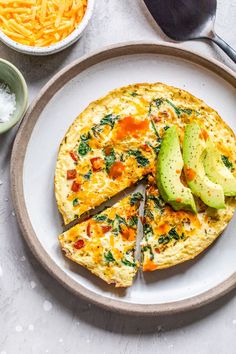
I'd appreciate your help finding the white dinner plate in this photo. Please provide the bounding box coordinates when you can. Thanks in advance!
[11,42,236,315]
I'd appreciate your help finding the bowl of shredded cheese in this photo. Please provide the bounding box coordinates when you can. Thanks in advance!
[0,0,94,55]
[0,59,28,134]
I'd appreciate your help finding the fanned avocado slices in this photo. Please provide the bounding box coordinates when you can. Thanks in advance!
[157,126,197,213]
[204,139,236,196]
[183,123,225,209]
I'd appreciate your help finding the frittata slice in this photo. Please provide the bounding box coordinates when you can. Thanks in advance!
[59,192,143,287]
[141,180,236,271]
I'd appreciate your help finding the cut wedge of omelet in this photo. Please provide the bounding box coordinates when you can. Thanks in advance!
[59,192,143,287]
[141,179,236,271]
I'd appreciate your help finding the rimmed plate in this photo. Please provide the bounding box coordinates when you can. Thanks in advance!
[11,42,236,315]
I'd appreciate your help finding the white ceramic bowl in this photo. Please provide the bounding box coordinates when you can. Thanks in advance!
[0,0,95,56]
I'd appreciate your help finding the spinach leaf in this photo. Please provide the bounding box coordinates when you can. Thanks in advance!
[73,198,79,206]
[166,99,193,117]
[130,192,144,206]
[122,259,136,267]
[128,215,138,227]
[93,215,107,222]
[104,251,115,263]
[128,150,149,167]
[221,155,233,170]
[148,195,165,210]
[78,141,90,156]
[142,245,154,260]
[143,223,153,237]
[130,92,138,97]
[158,227,180,245]
[155,98,164,108]
[84,170,92,180]
[144,208,154,220]
[80,132,91,141]
[150,120,161,140]
[100,114,119,129]
[104,148,116,173]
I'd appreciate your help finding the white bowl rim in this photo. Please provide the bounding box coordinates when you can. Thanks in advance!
[0,0,95,55]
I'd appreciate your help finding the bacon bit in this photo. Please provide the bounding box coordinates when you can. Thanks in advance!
[141,144,151,152]
[104,146,113,155]
[152,115,161,123]
[101,225,112,234]
[90,157,104,172]
[155,248,160,254]
[115,116,149,140]
[140,216,146,225]
[67,169,77,180]
[176,169,181,174]
[71,181,81,193]
[109,161,125,179]
[86,223,92,237]
[74,239,85,250]
[176,198,182,203]
[143,259,158,271]
[70,151,78,162]
[184,166,196,181]
[120,224,136,241]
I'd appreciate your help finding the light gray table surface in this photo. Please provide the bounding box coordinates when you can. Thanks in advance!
[1,1,236,353]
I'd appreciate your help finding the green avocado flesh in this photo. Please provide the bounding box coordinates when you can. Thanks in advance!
[204,140,236,196]
[157,126,197,213]
[183,123,225,209]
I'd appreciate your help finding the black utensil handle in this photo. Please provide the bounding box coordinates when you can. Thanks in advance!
[209,32,236,64]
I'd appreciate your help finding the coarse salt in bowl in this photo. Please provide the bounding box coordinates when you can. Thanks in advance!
[0,59,28,134]
[0,0,95,56]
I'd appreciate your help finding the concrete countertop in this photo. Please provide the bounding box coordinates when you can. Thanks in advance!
[0,1,236,353]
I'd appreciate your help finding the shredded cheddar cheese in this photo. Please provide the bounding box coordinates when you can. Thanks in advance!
[0,0,87,47]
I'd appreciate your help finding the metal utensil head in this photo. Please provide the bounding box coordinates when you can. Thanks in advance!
[144,0,217,40]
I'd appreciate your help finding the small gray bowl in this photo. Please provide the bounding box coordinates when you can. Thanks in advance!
[0,59,28,134]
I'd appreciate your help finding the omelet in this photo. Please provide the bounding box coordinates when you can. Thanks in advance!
[56,82,236,276]
[141,179,236,271]
[59,192,143,287]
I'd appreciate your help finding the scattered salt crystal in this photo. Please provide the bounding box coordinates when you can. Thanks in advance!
[11,211,15,216]
[15,325,23,332]
[43,300,52,312]
[30,281,36,289]
[232,319,236,325]
[20,256,26,262]
[0,83,16,123]
[0,180,3,185]
[0,265,3,277]
[28,324,34,331]
[4,198,8,202]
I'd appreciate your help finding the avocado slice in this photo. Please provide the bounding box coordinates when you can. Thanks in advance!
[204,139,236,196]
[157,126,197,213]
[183,123,225,209]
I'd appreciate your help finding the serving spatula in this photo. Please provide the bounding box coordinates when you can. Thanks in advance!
[143,0,236,63]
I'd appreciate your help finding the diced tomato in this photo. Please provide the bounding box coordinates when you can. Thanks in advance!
[71,181,81,192]
[67,169,77,180]
[155,248,160,254]
[140,216,146,225]
[104,146,112,155]
[143,260,158,272]
[74,239,84,249]
[90,157,103,172]
[70,151,78,162]
[86,223,92,237]
[152,115,161,123]
[109,161,125,179]
[101,225,112,233]
[141,144,151,152]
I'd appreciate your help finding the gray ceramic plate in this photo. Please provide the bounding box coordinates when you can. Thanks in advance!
[11,42,236,315]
